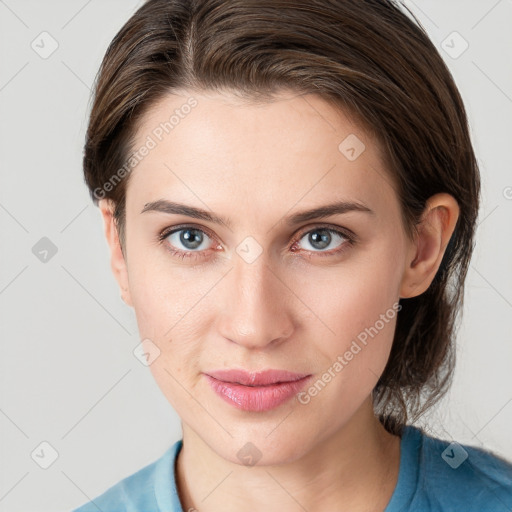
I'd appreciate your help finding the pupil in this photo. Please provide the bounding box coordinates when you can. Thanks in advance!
[181,229,203,249]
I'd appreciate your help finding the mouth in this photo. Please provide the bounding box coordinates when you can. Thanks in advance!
[204,369,312,412]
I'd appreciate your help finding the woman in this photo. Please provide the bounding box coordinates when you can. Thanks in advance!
[73,0,512,510]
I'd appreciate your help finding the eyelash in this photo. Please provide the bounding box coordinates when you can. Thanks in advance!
[157,224,357,261]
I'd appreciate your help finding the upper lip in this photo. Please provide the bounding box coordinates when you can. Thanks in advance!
[205,369,311,386]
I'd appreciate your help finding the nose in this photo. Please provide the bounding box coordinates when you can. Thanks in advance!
[216,253,295,350]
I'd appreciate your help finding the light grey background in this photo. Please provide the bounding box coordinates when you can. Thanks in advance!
[0,1,511,511]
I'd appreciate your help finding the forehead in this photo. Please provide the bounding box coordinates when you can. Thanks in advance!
[125,89,399,226]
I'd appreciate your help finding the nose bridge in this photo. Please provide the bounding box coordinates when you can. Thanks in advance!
[218,248,294,349]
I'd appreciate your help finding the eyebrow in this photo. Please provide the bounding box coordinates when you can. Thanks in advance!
[140,199,374,229]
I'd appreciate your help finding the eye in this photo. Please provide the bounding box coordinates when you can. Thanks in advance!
[158,224,356,261]
[158,226,215,260]
[291,226,354,257]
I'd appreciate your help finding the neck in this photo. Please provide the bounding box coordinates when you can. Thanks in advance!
[176,398,401,512]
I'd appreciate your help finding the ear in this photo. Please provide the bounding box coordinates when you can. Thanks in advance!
[399,193,460,299]
[98,199,133,307]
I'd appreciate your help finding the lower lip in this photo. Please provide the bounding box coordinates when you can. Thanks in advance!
[204,374,311,412]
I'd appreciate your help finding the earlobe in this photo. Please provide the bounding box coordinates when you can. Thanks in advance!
[399,193,459,299]
[98,199,133,307]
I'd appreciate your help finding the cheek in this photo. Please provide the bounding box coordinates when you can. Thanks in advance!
[126,246,193,340]
[303,246,400,329]
[296,240,403,377]
[129,266,205,412]
[294,271,400,421]
[126,251,210,387]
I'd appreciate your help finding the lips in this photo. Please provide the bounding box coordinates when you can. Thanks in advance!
[204,369,312,412]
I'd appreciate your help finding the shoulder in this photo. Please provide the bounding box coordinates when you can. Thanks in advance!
[72,440,183,512]
[406,425,512,511]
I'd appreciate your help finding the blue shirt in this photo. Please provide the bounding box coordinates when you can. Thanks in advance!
[72,425,512,511]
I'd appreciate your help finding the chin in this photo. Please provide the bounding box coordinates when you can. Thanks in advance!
[203,427,318,468]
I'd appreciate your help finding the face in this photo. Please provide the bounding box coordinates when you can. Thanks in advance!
[111,89,416,465]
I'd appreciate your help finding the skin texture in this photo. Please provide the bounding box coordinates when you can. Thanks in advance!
[99,90,459,511]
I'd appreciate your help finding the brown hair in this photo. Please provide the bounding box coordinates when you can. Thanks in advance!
[83,0,480,435]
